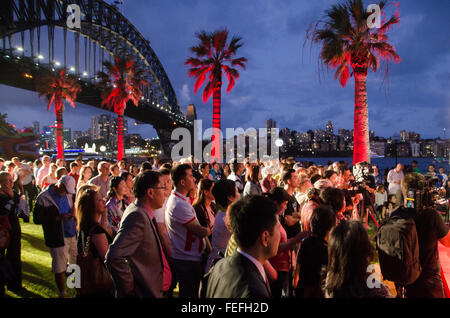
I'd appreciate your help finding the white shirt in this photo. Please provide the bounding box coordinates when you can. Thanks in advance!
[154,197,168,224]
[375,191,387,207]
[237,248,267,283]
[165,191,205,262]
[37,165,49,188]
[387,169,404,194]
[228,173,243,192]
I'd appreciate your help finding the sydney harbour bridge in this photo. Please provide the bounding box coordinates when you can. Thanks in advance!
[0,0,193,157]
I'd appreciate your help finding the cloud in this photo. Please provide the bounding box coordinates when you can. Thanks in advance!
[180,84,191,104]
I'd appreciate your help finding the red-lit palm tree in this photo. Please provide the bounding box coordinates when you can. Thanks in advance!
[307,0,401,164]
[97,56,148,161]
[185,29,247,162]
[37,69,81,159]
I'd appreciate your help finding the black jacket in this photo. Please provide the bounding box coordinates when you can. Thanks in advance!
[33,186,74,248]
[204,251,271,298]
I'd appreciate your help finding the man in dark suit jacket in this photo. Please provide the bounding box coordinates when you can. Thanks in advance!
[105,171,172,298]
[205,195,280,298]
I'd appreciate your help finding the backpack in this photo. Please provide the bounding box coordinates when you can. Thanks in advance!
[376,207,422,286]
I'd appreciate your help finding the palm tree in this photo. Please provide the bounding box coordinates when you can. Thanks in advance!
[185,29,247,162]
[97,56,148,161]
[37,69,81,159]
[307,0,401,164]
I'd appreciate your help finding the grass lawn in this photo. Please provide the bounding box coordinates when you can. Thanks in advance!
[5,219,77,298]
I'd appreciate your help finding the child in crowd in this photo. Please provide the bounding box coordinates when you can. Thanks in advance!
[374,185,387,221]
[386,194,397,217]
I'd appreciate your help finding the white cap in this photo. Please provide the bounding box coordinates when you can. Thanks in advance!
[57,175,76,195]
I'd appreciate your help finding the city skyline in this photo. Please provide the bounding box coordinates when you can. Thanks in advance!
[1,0,449,140]
[11,113,448,143]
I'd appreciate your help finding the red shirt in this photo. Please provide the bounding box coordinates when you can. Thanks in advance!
[68,172,80,186]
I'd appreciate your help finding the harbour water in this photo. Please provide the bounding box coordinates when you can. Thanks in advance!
[295,157,450,175]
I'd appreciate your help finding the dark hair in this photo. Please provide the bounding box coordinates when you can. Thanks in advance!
[158,168,171,176]
[325,170,337,179]
[199,163,210,171]
[388,194,397,203]
[229,195,278,249]
[310,174,322,185]
[70,161,78,169]
[230,159,242,174]
[193,178,215,207]
[325,220,373,298]
[264,187,290,204]
[120,171,131,181]
[171,164,192,187]
[129,164,138,174]
[400,172,425,199]
[161,163,172,170]
[280,168,296,186]
[307,166,319,178]
[338,165,350,175]
[141,161,153,171]
[320,187,345,214]
[109,176,124,198]
[212,179,237,208]
[248,165,261,183]
[110,163,119,173]
[133,171,161,199]
[310,205,336,238]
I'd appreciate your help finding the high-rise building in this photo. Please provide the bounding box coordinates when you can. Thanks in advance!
[63,128,71,147]
[265,119,277,156]
[265,119,276,130]
[91,114,128,147]
[41,125,54,149]
[186,104,197,122]
[400,130,406,142]
[32,121,40,136]
[73,130,83,141]
[325,120,333,135]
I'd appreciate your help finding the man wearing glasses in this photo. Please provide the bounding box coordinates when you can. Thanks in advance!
[105,171,172,298]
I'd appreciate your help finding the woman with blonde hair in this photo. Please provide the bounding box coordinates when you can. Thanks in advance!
[75,186,114,297]
[77,165,93,191]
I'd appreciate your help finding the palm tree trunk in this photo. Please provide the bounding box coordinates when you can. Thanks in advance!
[117,113,124,161]
[353,72,370,164]
[55,104,64,160]
[211,84,222,163]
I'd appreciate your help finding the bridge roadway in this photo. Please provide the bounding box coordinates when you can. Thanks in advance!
[0,50,191,157]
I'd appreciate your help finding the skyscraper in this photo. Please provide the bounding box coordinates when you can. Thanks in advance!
[91,114,128,148]
[265,119,277,156]
[326,120,334,135]
[186,104,197,122]
[32,121,40,136]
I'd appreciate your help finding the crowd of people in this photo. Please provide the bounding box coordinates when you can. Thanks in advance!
[0,154,449,298]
